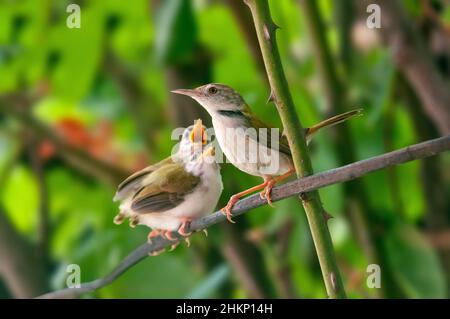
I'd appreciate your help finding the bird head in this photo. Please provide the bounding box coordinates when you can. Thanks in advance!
[178,119,208,161]
[172,83,246,117]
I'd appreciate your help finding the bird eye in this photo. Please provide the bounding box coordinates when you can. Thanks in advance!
[208,86,218,94]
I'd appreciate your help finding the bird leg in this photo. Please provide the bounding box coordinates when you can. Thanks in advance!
[147,229,161,244]
[178,218,192,237]
[221,181,271,223]
[260,169,295,206]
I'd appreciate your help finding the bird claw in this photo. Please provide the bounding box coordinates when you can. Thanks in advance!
[221,195,238,223]
[221,207,236,223]
[147,229,161,244]
[259,180,275,207]
[149,248,165,256]
[129,216,139,228]
[178,219,192,237]
[169,242,179,252]
[202,229,208,237]
[161,230,177,241]
[113,212,125,225]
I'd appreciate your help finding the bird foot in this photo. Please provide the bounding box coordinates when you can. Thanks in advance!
[161,230,177,241]
[184,237,191,247]
[113,212,125,225]
[147,229,161,244]
[202,229,208,237]
[129,216,139,228]
[178,219,192,237]
[221,195,239,223]
[259,180,276,207]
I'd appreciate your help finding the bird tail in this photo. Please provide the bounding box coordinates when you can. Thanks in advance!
[305,108,363,139]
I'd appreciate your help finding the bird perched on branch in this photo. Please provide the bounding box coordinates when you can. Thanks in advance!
[113,119,223,254]
[172,84,362,222]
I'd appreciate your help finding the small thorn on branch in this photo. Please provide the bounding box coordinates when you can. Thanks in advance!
[323,210,333,222]
[267,89,276,103]
[263,23,271,42]
[330,272,337,292]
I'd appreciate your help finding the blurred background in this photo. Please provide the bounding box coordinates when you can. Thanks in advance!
[0,0,449,299]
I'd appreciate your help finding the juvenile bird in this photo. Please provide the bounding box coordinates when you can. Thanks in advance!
[172,84,362,222]
[113,120,223,252]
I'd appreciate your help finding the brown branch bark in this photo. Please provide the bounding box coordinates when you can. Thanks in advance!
[37,135,450,299]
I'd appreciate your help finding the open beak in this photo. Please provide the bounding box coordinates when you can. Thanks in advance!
[190,119,206,144]
[171,88,201,98]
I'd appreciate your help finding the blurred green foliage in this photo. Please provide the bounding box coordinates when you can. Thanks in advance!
[0,0,448,299]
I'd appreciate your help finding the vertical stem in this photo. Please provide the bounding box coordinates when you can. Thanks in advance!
[335,0,354,71]
[299,0,385,298]
[244,0,346,298]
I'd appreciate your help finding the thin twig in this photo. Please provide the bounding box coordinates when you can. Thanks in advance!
[36,135,450,299]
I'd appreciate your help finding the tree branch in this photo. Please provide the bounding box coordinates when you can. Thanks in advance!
[36,135,450,299]
[299,0,384,297]
[244,0,345,298]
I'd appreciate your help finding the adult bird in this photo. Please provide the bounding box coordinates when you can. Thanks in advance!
[172,83,362,222]
[113,120,223,253]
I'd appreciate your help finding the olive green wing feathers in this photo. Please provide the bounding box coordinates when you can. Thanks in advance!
[131,163,200,214]
[242,108,292,156]
[113,156,174,201]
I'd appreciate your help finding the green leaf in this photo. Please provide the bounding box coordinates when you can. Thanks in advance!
[383,223,447,298]
[2,165,38,233]
[154,0,197,64]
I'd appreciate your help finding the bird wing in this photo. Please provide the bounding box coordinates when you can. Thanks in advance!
[243,109,292,156]
[114,156,175,201]
[130,163,200,214]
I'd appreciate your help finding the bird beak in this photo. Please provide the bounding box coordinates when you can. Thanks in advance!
[171,88,201,98]
[190,119,207,144]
